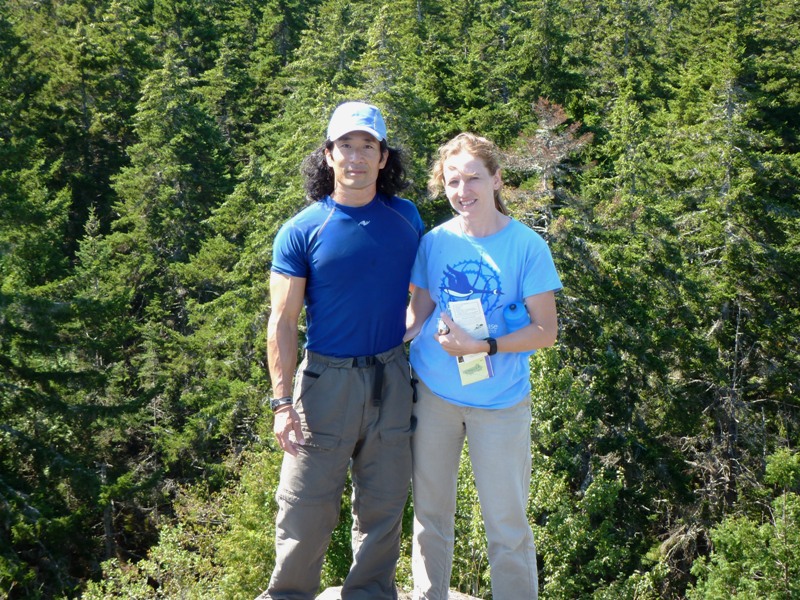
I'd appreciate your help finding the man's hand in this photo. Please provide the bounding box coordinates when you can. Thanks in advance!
[273,405,305,456]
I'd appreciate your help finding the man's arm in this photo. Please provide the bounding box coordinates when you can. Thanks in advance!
[267,271,307,455]
[404,284,436,342]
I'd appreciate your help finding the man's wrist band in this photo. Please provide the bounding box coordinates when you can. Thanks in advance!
[484,337,497,356]
[269,396,293,411]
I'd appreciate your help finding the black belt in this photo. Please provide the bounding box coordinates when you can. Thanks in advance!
[351,356,384,405]
[306,346,404,407]
[351,355,378,367]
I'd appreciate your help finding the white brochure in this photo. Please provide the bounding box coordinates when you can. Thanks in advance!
[448,299,494,385]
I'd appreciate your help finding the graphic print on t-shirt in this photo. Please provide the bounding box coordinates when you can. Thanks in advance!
[438,259,503,319]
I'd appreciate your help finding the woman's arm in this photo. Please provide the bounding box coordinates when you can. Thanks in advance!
[501,290,558,352]
[436,290,558,357]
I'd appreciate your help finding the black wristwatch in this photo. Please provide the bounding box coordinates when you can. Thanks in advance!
[484,337,498,356]
[269,396,293,411]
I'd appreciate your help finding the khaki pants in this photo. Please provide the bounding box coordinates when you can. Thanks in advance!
[411,377,538,600]
[263,345,413,600]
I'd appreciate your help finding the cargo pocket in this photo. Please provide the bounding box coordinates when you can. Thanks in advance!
[293,361,343,449]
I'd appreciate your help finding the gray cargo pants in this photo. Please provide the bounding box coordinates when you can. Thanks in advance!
[262,344,414,600]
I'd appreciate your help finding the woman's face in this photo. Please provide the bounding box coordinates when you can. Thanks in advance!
[442,151,501,220]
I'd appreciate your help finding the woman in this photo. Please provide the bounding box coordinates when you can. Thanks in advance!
[405,133,562,599]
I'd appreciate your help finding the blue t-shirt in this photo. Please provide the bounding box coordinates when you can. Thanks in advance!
[409,218,562,409]
[272,194,424,357]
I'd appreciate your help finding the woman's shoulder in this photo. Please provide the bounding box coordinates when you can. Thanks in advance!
[425,216,460,237]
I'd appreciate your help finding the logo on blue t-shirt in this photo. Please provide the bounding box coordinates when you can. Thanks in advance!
[439,259,503,317]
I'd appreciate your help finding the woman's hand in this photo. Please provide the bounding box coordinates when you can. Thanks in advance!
[434,313,485,357]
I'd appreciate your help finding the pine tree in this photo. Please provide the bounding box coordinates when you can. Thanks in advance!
[6,0,152,253]
[615,1,800,594]
[48,48,238,580]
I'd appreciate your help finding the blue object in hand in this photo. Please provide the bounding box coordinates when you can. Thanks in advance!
[503,302,530,332]
[503,302,534,357]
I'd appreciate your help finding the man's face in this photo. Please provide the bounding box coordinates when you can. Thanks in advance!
[325,131,388,194]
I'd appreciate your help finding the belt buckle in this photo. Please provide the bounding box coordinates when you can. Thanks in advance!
[353,356,375,368]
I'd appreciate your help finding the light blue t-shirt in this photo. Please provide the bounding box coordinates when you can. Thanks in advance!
[272,194,423,357]
[409,217,562,408]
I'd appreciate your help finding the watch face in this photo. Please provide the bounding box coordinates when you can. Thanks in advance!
[271,397,292,411]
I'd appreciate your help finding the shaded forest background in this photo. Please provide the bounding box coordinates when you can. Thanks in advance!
[1,0,799,598]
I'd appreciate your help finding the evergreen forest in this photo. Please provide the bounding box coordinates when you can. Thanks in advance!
[2,0,799,598]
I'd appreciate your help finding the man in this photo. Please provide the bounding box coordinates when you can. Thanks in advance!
[260,102,424,600]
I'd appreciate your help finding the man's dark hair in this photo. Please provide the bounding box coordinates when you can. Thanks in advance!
[301,140,409,201]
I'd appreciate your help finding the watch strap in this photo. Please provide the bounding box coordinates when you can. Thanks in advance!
[270,396,293,411]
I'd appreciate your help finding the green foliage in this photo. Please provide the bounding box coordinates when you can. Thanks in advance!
[529,349,646,598]
[764,448,800,492]
[688,491,800,599]
[0,0,798,598]
[82,449,281,600]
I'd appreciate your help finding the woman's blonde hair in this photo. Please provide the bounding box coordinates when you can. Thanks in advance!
[427,132,508,215]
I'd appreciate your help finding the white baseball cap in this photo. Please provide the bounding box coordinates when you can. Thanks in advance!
[326,101,387,142]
